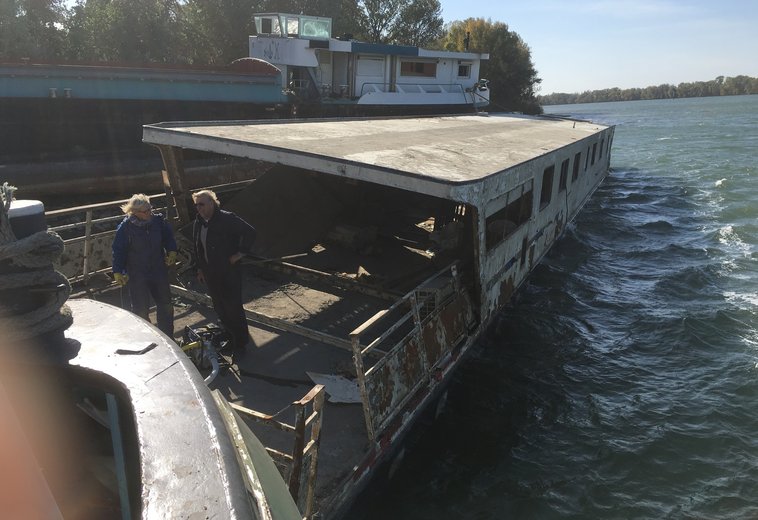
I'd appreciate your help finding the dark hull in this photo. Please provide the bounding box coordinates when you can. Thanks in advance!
[1,97,285,163]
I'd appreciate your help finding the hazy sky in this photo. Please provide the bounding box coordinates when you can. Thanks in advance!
[439,0,758,94]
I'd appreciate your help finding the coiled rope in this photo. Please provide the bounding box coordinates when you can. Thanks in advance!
[0,183,72,342]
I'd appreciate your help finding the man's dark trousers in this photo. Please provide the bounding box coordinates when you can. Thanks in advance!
[206,264,249,350]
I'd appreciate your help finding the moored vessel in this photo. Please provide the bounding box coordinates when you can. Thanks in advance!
[3,111,614,518]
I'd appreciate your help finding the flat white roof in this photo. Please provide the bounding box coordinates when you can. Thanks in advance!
[143,114,609,200]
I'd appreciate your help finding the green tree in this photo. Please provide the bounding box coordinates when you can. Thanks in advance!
[356,0,401,43]
[391,0,443,47]
[0,0,67,61]
[441,18,542,114]
[538,75,758,105]
[64,0,184,63]
[355,0,442,45]
[181,0,265,65]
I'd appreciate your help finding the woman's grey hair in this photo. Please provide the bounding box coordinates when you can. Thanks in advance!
[192,189,220,206]
[121,193,152,216]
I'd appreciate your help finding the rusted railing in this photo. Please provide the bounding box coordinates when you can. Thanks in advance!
[350,262,473,440]
[46,180,253,287]
[46,194,172,284]
[230,385,325,520]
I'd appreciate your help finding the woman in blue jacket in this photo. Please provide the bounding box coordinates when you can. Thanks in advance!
[112,194,178,337]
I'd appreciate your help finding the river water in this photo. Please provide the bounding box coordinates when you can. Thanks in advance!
[351,95,758,519]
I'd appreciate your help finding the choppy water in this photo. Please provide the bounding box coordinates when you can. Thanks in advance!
[351,95,758,519]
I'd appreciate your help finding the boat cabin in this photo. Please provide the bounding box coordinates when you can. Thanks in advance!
[249,13,490,113]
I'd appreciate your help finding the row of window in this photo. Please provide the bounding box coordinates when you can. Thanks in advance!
[539,137,605,208]
[485,136,607,252]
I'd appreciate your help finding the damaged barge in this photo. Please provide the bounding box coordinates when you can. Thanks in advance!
[5,112,614,518]
[141,113,615,517]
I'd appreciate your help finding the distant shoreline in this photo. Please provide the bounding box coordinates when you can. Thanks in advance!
[539,75,757,105]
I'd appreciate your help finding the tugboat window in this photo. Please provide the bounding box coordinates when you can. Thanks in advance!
[457,63,471,78]
[540,165,554,209]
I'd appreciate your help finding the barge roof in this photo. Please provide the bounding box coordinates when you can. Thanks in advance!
[142,114,609,200]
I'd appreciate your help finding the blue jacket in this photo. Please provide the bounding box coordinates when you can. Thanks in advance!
[193,209,256,274]
[112,213,177,280]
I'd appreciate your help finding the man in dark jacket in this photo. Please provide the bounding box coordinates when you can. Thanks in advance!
[112,194,178,337]
[192,189,257,354]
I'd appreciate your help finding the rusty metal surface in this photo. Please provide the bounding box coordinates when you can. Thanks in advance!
[361,286,474,437]
[56,231,114,279]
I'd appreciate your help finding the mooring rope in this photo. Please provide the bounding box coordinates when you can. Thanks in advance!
[0,182,73,342]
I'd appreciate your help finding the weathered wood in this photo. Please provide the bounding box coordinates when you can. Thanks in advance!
[155,145,190,226]
[170,284,355,353]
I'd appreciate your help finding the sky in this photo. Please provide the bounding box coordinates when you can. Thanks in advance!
[438,0,758,95]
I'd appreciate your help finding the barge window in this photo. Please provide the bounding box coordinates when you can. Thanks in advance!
[457,63,471,78]
[485,181,533,251]
[599,138,605,158]
[540,165,554,209]
[400,61,437,77]
[591,143,597,165]
[585,146,590,171]
[559,159,569,191]
[572,152,581,181]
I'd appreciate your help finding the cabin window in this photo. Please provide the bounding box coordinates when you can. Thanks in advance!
[591,143,597,166]
[457,63,471,78]
[485,181,533,251]
[585,146,590,171]
[572,152,581,181]
[400,61,437,77]
[260,17,274,34]
[540,165,554,209]
[599,138,605,158]
[559,159,569,192]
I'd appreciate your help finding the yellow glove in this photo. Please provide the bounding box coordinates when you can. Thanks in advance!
[165,251,177,267]
[114,272,129,286]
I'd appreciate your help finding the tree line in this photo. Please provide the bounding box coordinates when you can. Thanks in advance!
[538,75,758,106]
[0,0,542,113]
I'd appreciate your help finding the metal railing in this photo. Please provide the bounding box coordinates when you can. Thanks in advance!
[358,82,466,97]
[350,262,471,440]
[47,193,172,284]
